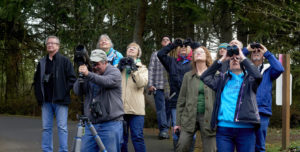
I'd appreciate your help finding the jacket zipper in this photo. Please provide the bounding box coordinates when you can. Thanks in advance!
[235,78,246,122]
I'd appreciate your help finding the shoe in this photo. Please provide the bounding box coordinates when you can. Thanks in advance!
[159,131,169,140]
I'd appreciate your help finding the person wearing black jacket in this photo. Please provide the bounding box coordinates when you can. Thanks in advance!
[34,36,76,152]
[200,43,262,152]
[157,38,193,151]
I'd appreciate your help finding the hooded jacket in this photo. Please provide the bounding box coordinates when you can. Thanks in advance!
[200,59,262,129]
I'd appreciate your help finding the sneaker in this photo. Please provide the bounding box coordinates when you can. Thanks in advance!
[159,131,169,140]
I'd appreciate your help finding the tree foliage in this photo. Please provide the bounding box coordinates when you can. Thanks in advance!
[0,0,299,126]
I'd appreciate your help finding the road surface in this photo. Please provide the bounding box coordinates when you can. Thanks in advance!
[0,115,174,152]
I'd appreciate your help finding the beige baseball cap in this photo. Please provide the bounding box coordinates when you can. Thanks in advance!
[90,49,107,62]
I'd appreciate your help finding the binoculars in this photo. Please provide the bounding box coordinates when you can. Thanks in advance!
[227,45,239,57]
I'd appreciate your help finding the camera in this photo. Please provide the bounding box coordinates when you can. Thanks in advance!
[74,45,91,81]
[117,57,138,74]
[90,99,102,118]
[227,45,239,57]
[175,129,180,137]
[250,42,261,49]
[43,73,52,83]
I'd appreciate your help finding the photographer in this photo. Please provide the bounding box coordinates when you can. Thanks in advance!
[33,35,76,152]
[119,42,148,152]
[73,49,124,152]
[200,41,262,152]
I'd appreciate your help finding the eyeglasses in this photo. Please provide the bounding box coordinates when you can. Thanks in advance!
[194,51,205,55]
[127,46,138,50]
[92,62,100,67]
[46,42,59,46]
[230,56,241,61]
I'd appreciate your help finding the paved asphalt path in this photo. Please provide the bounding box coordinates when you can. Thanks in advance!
[0,115,173,152]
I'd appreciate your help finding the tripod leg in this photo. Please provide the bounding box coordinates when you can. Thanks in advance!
[72,122,84,152]
[87,123,107,152]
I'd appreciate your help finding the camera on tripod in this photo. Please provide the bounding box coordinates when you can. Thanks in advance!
[227,45,239,57]
[117,57,138,74]
[74,45,91,81]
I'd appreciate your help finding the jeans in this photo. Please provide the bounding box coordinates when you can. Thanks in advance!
[42,102,68,152]
[255,114,270,152]
[216,127,255,152]
[81,121,123,152]
[154,89,168,133]
[121,115,146,152]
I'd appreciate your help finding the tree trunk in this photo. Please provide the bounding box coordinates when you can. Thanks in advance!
[220,8,232,43]
[133,0,147,47]
[237,22,248,46]
[5,27,22,101]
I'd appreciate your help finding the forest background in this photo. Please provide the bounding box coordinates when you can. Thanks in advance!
[0,0,299,128]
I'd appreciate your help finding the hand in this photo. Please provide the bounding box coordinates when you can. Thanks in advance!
[148,86,156,92]
[173,126,181,133]
[174,39,183,48]
[79,65,88,76]
[258,44,267,54]
[238,47,246,61]
[219,51,230,62]
[247,44,255,52]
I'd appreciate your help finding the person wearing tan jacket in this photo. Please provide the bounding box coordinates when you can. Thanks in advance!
[118,42,148,152]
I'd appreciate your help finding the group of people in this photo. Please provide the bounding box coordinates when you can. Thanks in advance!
[33,34,284,152]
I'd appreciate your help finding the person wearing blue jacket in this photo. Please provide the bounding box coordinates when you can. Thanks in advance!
[97,34,123,66]
[243,43,284,152]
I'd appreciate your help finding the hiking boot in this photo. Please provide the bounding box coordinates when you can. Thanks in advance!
[159,131,169,140]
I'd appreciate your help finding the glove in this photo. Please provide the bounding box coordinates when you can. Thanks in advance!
[183,38,193,47]
[190,42,201,50]
[117,57,135,72]
[173,39,183,48]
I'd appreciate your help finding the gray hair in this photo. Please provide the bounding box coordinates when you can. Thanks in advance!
[230,39,243,49]
[45,35,60,45]
[96,34,114,49]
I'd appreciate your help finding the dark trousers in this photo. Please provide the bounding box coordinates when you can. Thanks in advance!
[154,89,169,132]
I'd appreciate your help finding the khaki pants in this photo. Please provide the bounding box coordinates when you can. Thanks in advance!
[176,114,216,152]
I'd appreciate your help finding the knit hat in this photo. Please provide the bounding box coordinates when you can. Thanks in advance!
[218,43,229,50]
[191,42,201,50]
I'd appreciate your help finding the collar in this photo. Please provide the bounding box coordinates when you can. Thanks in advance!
[228,71,244,79]
[47,52,58,61]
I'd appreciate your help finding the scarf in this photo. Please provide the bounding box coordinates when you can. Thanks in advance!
[177,50,193,64]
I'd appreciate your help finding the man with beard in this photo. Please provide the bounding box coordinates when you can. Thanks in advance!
[244,43,284,152]
[73,49,124,152]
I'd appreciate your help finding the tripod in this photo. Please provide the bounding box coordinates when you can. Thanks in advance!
[72,115,106,152]
[71,76,107,152]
